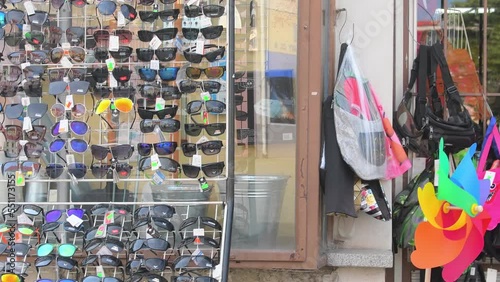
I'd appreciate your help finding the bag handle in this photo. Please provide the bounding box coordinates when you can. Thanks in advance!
[478,123,500,172]
[415,45,429,130]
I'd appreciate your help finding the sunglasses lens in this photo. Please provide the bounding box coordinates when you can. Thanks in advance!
[203,81,221,93]
[114,98,134,113]
[158,67,179,81]
[205,47,225,62]
[179,80,197,93]
[46,209,62,222]
[182,28,199,41]
[94,30,109,45]
[155,28,178,40]
[202,25,223,39]
[70,139,88,153]
[156,47,177,62]
[159,119,180,133]
[71,104,86,118]
[27,103,48,119]
[97,0,116,15]
[158,9,179,21]
[182,164,200,178]
[4,126,22,141]
[110,145,133,160]
[28,11,48,25]
[187,101,203,114]
[18,226,34,235]
[206,66,225,78]
[136,48,154,61]
[152,205,175,217]
[206,101,226,113]
[95,99,111,114]
[1,273,22,282]
[27,126,46,142]
[202,162,225,177]
[7,51,26,65]
[59,244,77,257]
[138,30,154,42]
[7,10,25,24]
[5,104,23,119]
[69,81,90,95]
[120,4,137,21]
[23,79,43,97]
[46,163,64,178]
[69,47,85,62]
[91,164,109,178]
[139,120,155,133]
[181,143,197,157]
[138,68,157,81]
[139,85,159,98]
[184,5,201,17]
[137,143,153,156]
[184,124,202,136]
[26,31,44,46]
[203,5,225,17]
[37,244,54,256]
[185,67,202,79]
[49,81,67,95]
[154,142,177,155]
[201,141,223,155]
[68,163,86,178]
[91,145,109,160]
[24,142,43,158]
[139,11,157,23]
[67,208,84,219]
[137,108,154,119]
[49,139,65,153]
[206,123,226,136]
[71,121,89,135]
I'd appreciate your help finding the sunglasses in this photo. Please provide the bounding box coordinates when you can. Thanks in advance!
[126,258,168,274]
[66,27,85,45]
[37,243,78,257]
[2,125,45,142]
[50,103,86,119]
[186,66,226,79]
[48,68,88,82]
[84,238,125,253]
[47,26,63,47]
[138,67,180,82]
[49,138,88,153]
[50,46,86,63]
[138,105,178,120]
[237,128,254,140]
[96,0,116,15]
[184,4,225,18]
[129,238,171,254]
[0,242,31,257]
[91,67,108,83]
[48,81,91,95]
[5,103,48,120]
[178,236,220,249]
[23,78,44,97]
[84,224,123,241]
[171,276,218,282]
[23,65,46,80]
[140,118,180,133]
[139,8,179,23]
[81,254,122,267]
[7,51,27,65]
[172,255,217,270]
[6,141,44,158]
[179,216,222,231]
[6,9,25,24]
[52,0,87,9]
[134,204,176,220]
[179,80,222,94]
[93,47,109,62]
[128,274,166,282]
[28,10,48,25]
[109,46,133,62]
[35,255,79,271]
[113,86,135,98]
[3,203,44,219]
[137,141,177,156]
[0,223,39,236]
[45,163,87,179]
[235,94,244,106]
[2,161,41,179]
[184,123,226,136]
[24,30,45,46]
[183,45,225,64]
[51,120,89,136]
[182,25,223,41]
[90,203,131,216]
[90,144,134,161]
[131,216,175,232]
[45,208,86,223]
[41,220,85,235]
[138,28,178,42]
[136,47,177,62]
[112,67,132,83]
[82,277,123,282]
[181,141,223,157]
[236,110,249,121]
[90,162,132,178]
[138,156,180,173]
[182,162,225,178]
[94,98,134,114]
[186,100,226,114]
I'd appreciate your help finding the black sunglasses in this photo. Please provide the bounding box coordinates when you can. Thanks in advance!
[179,80,221,94]
[139,8,179,23]
[184,4,225,18]
[184,123,226,136]
[128,237,171,253]
[172,255,217,270]
[134,204,176,220]
[186,100,226,114]
[181,141,223,157]
[90,162,133,179]
[182,161,225,178]
[138,28,178,42]
[179,216,222,231]
[183,44,225,63]
[126,258,168,274]
[90,203,131,216]
[84,238,125,253]
[137,105,178,119]
[136,47,177,62]
[138,156,180,173]
[45,162,88,179]
[90,144,134,161]
[140,119,180,133]
[182,25,223,41]
[137,141,177,156]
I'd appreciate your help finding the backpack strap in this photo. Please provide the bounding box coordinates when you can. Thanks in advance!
[415,45,429,130]
[427,44,443,118]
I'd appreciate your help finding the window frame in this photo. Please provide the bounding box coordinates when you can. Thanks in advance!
[228,0,325,269]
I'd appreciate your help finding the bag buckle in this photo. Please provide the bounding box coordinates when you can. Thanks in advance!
[447,85,459,95]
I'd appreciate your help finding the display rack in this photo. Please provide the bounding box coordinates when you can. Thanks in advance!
[0,0,237,280]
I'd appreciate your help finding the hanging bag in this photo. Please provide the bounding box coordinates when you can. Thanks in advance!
[333,44,387,180]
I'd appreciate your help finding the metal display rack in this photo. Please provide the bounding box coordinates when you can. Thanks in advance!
[0,0,237,279]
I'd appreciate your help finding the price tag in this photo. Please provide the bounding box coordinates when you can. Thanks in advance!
[15,171,25,187]
[199,177,209,190]
[104,211,114,225]
[21,97,30,106]
[105,58,115,71]
[485,171,496,186]
[199,15,212,28]
[196,136,209,144]
[24,1,36,15]
[109,35,119,51]
[60,56,73,68]
[24,44,34,51]
[65,95,74,110]
[20,62,30,70]
[200,91,210,101]
[66,214,83,227]
[117,11,126,27]
[96,265,105,278]
[23,117,33,132]
[151,154,160,171]
[191,249,206,266]
[96,246,113,256]
[186,0,198,6]
[17,213,33,225]
[150,59,160,70]
[63,77,70,83]
[434,159,439,187]
[61,42,71,50]
[192,154,202,167]
[155,97,165,111]
[95,224,107,238]
[151,170,166,185]
[195,40,205,54]
[22,24,31,36]
[193,228,205,237]
[487,268,498,282]
[66,154,75,164]
[149,35,162,50]
[109,73,118,88]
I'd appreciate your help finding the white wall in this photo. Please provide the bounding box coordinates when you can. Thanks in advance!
[333,0,395,252]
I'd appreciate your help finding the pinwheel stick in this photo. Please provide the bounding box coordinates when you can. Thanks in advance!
[442,202,483,215]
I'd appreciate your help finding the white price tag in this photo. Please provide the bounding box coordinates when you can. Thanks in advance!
[66,154,75,164]
[63,77,70,83]
[96,246,113,256]
[65,95,74,110]
[200,91,210,101]
[61,42,71,50]
[486,268,498,282]
[485,171,496,186]
[60,56,73,68]
[23,1,36,15]
[17,213,34,225]
[199,15,212,28]
[193,228,205,237]
[434,159,439,187]
[151,154,160,171]
[22,24,31,36]
[117,11,126,27]
[149,35,162,50]
[24,44,34,51]
[192,154,202,167]
[109,74,118,88]
[66,214,83,227]
[150,59,160,70]
[22,117,33,132]
[195,40,205,54]
[95,224,107,238]
[105,58,115,71]
[21,97,30,106]
[186,0,198,6]
[96,265,105,278]
[59,119,69,134]
[155,97,165,111]
[196,136,209,144]
[20,62,30,70]
[109,35,120,51]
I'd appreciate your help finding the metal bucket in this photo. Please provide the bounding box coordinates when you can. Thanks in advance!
[219,175,289,249]
[148,182,211,218]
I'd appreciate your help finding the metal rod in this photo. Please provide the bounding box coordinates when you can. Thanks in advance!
[221,0,236,280]
[0,201,224,206]
[0,177,227,183]
[483,0,488,134]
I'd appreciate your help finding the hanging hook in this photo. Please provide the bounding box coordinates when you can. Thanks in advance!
[337,8,348,44]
